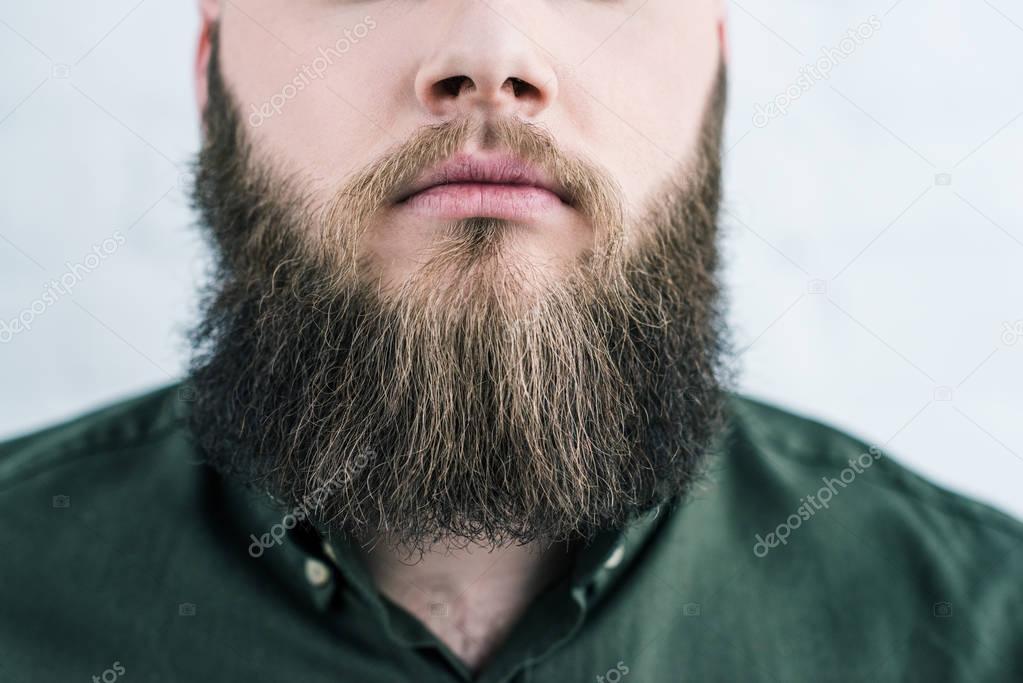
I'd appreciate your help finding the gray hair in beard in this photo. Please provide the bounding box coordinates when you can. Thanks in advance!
[188,35,732,554]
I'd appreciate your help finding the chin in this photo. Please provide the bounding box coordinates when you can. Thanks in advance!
[361,215,596,298]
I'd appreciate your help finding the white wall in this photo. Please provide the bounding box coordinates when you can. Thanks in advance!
[1,1,1020,519]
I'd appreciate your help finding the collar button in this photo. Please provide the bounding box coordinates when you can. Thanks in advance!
[323,541,338,564]
[305,558,332,587]
[603,544,625,570]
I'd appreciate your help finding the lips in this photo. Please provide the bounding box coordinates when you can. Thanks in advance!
[393,153,572,222]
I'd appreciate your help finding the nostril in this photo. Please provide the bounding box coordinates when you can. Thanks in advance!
[418,69,553,116]
[506,77,538,99]
[434,75,474,99]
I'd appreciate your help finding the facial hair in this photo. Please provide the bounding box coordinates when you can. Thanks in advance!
[188,38,731,553]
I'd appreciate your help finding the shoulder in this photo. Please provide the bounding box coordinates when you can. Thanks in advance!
[0,383,191,490]
[657,394,1023,676]
[0,383,202,539]
[724,393,1023,546]
[709,394,1022,671]
[0,385,225,678]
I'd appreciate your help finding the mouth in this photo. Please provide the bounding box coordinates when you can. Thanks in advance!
[393,153,573,222]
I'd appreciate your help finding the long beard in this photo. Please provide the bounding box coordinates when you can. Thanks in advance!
[188,43,731,552]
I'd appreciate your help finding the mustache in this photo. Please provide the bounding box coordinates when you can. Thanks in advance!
[317,117,625,266]
[197,45,625,278]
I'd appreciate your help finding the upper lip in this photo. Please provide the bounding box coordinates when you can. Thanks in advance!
[394,153,571,204]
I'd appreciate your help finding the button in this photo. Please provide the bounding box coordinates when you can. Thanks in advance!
[305,558,332,587]
[323,541,338,564]
[603,545,625,570]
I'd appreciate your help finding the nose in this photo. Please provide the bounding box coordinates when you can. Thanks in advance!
[414,4,558,120]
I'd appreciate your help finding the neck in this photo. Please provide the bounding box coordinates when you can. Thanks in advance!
[359,536,576,671]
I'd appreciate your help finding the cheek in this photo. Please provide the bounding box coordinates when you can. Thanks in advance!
[216,5,410,198]
[566,2,720,223]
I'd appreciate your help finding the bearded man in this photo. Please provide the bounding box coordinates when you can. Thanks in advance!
[1,1,1020,681]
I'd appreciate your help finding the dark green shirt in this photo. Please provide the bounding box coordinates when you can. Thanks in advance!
[1,384,1020,682]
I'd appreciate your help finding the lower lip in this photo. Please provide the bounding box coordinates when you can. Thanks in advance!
[397,183,567,221]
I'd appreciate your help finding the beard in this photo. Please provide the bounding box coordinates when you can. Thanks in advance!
[188,40,731,554]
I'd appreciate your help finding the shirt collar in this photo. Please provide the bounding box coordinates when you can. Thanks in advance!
[220,473,670,617]
[569,503,668,607]
[216,475,339,612]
